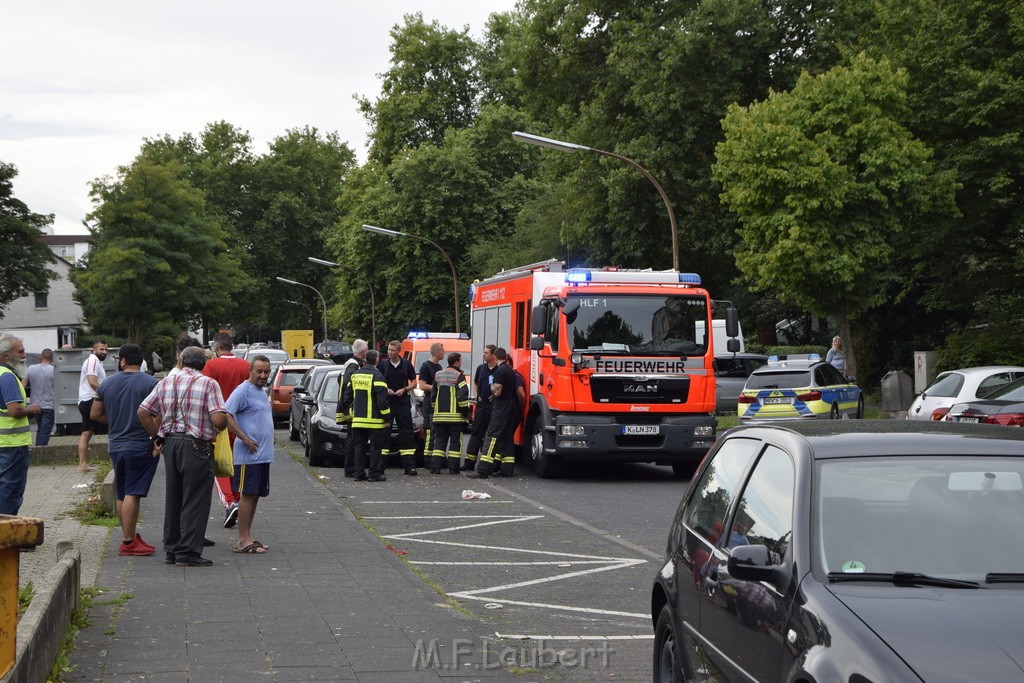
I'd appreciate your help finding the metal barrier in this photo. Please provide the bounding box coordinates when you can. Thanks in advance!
[0,515,44,677]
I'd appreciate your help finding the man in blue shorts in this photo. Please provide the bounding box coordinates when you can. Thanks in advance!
[91,344,160,556]
[224,355,274,554]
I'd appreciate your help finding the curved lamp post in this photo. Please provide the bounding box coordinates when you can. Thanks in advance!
[360,224,460,333]
[308,257,377,349]
[511,131,679,272]
[276,277,328,341]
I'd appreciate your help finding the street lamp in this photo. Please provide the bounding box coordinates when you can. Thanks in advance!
[511,131,679,272]
[307,257,377,349]
[276,277,328,342]
[360,224,461,333]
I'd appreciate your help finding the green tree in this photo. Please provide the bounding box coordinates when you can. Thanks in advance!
[0,162,57,317]
[713,54,958,377]
[73,158,244,344]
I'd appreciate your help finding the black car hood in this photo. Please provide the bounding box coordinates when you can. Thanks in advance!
[829,585,1024,679]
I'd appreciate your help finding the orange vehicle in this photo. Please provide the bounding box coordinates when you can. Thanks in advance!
[400,332,471,374]
[268,359,332,421]
[468,259,740,478]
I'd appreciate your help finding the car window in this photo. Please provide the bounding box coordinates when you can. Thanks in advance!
[924,372,963,398]
[976,372,1014,399]
[308,368,332,394]
[813,367,830,387]
[729,446,794,564]
[822,364,846,386]
[278,370,305,387]
[988,377,1024,401]
[716,358,752,378]
[683,438,761,543]
[745,371,811,390]
[320,373,344,402]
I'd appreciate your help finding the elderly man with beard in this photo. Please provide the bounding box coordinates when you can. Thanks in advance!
[0,334,42,516]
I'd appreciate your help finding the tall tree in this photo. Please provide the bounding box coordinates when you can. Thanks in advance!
[713,54,958,377]
[0,162,57,317]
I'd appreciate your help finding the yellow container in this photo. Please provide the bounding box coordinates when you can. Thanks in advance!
[281,330,315,359]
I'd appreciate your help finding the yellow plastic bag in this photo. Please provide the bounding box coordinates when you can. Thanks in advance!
[213,429,234,478]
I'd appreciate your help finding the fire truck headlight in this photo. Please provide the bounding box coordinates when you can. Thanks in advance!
[559,425,585,436]
[570,352,583,365]
[694,425,715,437]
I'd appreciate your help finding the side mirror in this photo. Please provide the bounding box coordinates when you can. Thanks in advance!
[727,544,789,590]
[293,386,306,395]
[725,307,740,339]
[299,395,315,405]
[726,338,740,353]
[531,305,547,335]
[529,336,546,351]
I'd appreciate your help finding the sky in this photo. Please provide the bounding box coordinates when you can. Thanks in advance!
[2,1,519,234]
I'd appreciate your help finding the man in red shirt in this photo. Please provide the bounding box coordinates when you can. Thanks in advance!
[203,333,250,528]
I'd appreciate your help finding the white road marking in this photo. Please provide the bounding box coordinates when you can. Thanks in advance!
[450,594,648,619]
[495,633,655,641]
[359,500,514,504]
[411,561,610,566]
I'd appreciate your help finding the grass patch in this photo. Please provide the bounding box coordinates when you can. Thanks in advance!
[93,591,134,636]
[70,496,118,526]
[17,582,34,619]
[48,587,103,682]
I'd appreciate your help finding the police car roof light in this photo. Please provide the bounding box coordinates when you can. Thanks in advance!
[677,273,702,285]
[565,269,592,284]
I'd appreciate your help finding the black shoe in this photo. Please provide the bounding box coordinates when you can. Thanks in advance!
[449,468,460,474]
[430,467,441,474]
[404,468,417,476]
[368,475,387,482]
[354,474,367,481]
[175,555,213,567]
[203,538,216,547]
[460,462,476,471]
[165,553,176,564]
[344,472,355,478]
[464,471,488,480]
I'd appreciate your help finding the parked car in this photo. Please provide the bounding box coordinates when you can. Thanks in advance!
[944,376,1024,426]
[268,359,332,422]
[713,353,768,414]
[908,366,1024,421]
[651,419,1024,683]
[301,368,346,467]
[738,354,863,420]
[290,364,343,442]
[315,340,353,364]
[243,347,290,376]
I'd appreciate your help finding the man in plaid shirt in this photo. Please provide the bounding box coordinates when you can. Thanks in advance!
[138,346,228,567]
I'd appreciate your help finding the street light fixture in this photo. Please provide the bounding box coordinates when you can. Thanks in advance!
[511,131,680,272]
[360,224,461,333]
[307,257,377,349]
[276,277,328,342]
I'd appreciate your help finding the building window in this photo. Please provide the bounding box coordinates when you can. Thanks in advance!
[35,292,47,309]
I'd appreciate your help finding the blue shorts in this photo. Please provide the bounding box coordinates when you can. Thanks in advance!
[232,463,270,497]
[110,448,160,499]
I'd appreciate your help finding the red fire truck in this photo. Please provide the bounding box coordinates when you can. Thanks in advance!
[468,259,740,478]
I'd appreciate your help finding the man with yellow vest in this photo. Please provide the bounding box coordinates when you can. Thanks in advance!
[340,349,391,482]
[0,334,43,515]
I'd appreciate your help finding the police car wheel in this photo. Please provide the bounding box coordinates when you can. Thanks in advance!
[829,403,840,420]
[856,396,865,419]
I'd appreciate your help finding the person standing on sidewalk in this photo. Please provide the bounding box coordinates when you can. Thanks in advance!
[336,339,367,478]
[428,352,468,474]
[0,334,42,515]
[462,344,497,471]
[342,349,391,482]
[417,341,445,463]
[90,344,160,556]
[378,340,418,476]
[224,355,274,555]
[137,346,227,567]
[203,333,249,529]
[466,348,517,479]
[77,340,108,472]
[25,348,55,446]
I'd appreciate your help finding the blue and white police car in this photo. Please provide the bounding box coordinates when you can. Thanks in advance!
[738,354,863,420]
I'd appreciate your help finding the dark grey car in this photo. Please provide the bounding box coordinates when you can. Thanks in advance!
[713,354,767,414]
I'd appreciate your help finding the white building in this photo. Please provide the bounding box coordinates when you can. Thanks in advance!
[1,257,84,352]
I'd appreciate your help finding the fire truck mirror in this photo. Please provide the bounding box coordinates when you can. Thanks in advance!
[725,307,740,338]
[561,298,581,317]
[529,336,546,352]
[531,305,547,335]
[727,338,741,354]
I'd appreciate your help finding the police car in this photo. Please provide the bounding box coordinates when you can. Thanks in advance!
[738,354,864,420]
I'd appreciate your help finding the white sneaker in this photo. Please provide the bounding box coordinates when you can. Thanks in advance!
[224,502,239,529]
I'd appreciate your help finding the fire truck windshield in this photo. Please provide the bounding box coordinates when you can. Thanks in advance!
[567,294,710,357]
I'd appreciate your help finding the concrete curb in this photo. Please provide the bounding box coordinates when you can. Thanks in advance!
[29,444,107,467]
[99,470,115,514]
[2,543,80,683]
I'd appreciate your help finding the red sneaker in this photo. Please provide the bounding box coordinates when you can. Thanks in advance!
[134,533,156,551]
[119,537,155,556]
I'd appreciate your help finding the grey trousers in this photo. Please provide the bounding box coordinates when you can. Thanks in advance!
[162,434,215,560]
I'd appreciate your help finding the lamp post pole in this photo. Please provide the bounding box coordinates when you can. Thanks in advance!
[360,224,460,333]
[276,277,328,341]
[511,131,679,272]
[307,257,377,349]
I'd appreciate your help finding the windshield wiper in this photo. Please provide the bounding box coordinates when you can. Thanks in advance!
[827,571,981,589]
[985,573,1024,584]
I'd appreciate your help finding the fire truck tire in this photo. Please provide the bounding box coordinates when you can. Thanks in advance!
[527,416,561,478]
[671,461,698,479]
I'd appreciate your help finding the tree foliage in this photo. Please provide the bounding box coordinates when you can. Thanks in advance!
[0,162,57,318]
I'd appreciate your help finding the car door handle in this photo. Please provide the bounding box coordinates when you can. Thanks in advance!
[702,575,718,596]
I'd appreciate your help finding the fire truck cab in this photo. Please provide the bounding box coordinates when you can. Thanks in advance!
[468,259,740,478]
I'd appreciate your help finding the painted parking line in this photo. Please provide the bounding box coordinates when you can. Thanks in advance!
[495,633,655,641]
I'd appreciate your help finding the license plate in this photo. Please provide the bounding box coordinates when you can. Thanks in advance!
[623,425,660,435]
[763,397,793,405]
[955,416,980,423]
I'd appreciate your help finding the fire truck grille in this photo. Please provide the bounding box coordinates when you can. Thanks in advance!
[589,376,690,404]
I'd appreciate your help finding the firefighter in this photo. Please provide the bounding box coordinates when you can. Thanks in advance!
[466,347,517,479]
[336,339,368,478]
[417,341,445,465]
[428,352,469,474]
[378,340,418,475]
[463,344,498,470]
[341,349,391,482]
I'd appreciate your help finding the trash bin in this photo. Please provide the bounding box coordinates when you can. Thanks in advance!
[881,370,914,412]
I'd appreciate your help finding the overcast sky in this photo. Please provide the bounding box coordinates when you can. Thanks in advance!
[2,1,518,234]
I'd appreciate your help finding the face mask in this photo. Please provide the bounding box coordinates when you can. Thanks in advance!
[97,352,108,361]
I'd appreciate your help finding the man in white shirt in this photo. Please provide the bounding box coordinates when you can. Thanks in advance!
[77,340,108,472]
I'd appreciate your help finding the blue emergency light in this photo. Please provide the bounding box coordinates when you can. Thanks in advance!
[406,330,429,339]
[678,273,702,285]
[564,269,592,284]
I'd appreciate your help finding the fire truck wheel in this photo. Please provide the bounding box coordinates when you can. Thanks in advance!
[528,417,561,478]
[671,461,697,479]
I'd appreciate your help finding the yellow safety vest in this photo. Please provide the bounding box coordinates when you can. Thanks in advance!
[0,365,31,447]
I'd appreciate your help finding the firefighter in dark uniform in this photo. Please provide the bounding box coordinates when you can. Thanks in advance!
[336,339,368,478]
[378,340,418,475]
[463,344,498,471]
[341,349,391,482]
[417,341,445,465]
[429,352,469,474]
[466,347,517,479]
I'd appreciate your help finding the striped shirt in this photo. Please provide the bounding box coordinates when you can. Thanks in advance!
[139,368,226,441]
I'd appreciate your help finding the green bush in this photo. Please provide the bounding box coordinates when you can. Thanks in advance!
[936,322,1022,371]
[745,344,828,359]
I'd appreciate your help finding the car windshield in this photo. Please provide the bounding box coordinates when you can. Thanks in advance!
[745,370,811,390]
[318,373,343,414]
[567,294,710,357]
[987,377,1024,401]
[923,372,964,398]
[816,456,1024,582]
[278,369,306,387]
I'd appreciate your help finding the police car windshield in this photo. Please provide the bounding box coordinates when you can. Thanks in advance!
[568,294,709,357]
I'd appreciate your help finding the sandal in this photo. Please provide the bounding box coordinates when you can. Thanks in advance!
[232,542,267,554]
